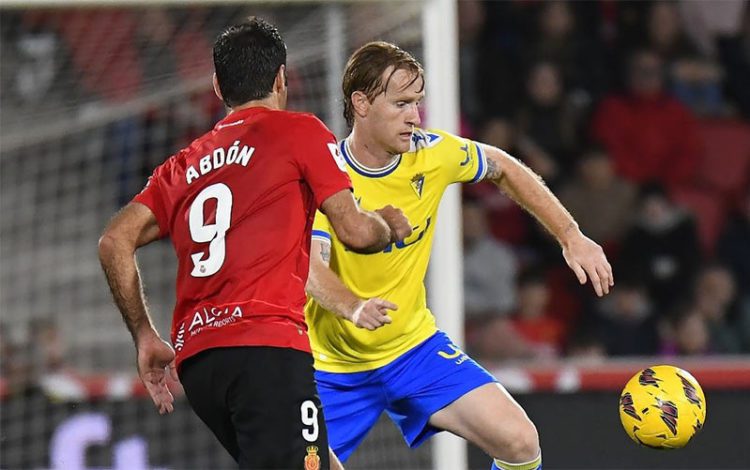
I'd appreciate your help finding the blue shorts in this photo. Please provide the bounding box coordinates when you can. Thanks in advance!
[314,331,496,462]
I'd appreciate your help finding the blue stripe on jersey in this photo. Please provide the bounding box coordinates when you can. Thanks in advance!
[312,229,331,241]
[470,142,487,183]
[340,140,401,178]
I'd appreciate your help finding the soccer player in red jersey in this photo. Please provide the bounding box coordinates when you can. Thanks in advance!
[98,19,410,470]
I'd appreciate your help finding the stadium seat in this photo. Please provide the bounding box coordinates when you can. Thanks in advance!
[671,186,726,256]
[696,119,750,203]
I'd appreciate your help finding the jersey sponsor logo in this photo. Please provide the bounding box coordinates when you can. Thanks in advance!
[620,392,641,421]
[638,368,662,388]
[349,193,431,253]
[304,446,321,470]
[382,216,432,253]
[410,173,425,198]
[187,305,244,334]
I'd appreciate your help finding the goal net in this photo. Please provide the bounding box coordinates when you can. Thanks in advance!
[0,2,435,469]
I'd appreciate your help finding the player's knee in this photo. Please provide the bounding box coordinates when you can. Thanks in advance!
[491,417,539,463]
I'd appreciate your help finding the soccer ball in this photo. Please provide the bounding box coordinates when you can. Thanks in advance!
[619,365,706,449]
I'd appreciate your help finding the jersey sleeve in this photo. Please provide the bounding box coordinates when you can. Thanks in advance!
[311,210,333,245]
[293,115,352,209]
[131,165,170,238]
[420,129,488,185]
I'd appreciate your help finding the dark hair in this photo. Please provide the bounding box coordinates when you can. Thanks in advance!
[342,41,424,127]
[213,18,287,108]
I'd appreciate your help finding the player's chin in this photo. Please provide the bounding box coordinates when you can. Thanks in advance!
[394,133,412,152]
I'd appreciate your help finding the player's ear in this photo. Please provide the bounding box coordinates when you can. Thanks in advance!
[351,91,370,121]
[274,65,288,109]
[213,73,224,103]
[274,65,287,93]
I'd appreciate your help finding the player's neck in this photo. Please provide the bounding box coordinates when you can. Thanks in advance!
[347,129,399,169]
[230,95,283,113]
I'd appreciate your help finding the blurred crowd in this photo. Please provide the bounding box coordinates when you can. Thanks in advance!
[1,1,749,389]
[459,0,750,362]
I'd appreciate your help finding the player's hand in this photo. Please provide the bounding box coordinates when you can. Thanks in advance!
[376,205,412,242]
[349,298,397,331]
[562,231,614,297]
[136,334,178,415]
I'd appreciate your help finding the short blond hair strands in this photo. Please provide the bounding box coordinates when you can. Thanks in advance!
[342,41,425,127]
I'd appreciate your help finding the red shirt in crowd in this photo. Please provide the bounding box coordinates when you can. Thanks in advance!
[591,93,701,189]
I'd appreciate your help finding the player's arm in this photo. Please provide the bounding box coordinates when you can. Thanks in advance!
[306,237,396,331]
[480,144,614,296]
[295,115,411,252]
[98,202,177,414]
[98,202,162,343]
[321,189,412,254]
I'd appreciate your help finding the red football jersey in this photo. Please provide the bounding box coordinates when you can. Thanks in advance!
[132,107,351,368]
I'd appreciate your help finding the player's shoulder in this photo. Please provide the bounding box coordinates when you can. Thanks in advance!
[146,147,188,188]
[147,126,214,185]
[163,133,207,169]
[409,128,467,153]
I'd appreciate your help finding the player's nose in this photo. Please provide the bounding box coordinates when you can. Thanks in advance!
[407,104,421,127]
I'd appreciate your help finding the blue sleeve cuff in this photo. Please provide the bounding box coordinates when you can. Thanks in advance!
[312,230,332,242]
[470,142,488,184]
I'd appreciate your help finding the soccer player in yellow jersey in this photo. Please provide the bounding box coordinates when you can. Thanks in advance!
[305,42,614,470]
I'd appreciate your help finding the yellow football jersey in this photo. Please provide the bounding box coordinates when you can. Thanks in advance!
[305,128,488,372]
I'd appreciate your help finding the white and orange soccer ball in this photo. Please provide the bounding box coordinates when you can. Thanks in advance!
[619,365,706,449]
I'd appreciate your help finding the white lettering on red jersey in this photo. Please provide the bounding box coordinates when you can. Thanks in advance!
[132,107,351,368]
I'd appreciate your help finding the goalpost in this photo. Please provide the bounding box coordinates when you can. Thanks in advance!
[422,1,466,470]
[0,1,464,469]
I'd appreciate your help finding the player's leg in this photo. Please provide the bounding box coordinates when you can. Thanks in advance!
[315,368,388,462]
[229,346,331,469]
[179,348,241,462]
[429,382,541,470]
[329,448,345,470]
[382,331,540,470]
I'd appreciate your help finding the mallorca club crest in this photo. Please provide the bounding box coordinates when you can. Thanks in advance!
[639,368,662,388]
[304,445,320,470]
[677,373,702,408]
[620,392,641,421]
[655,398,679,436]
[410,173,425,199]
